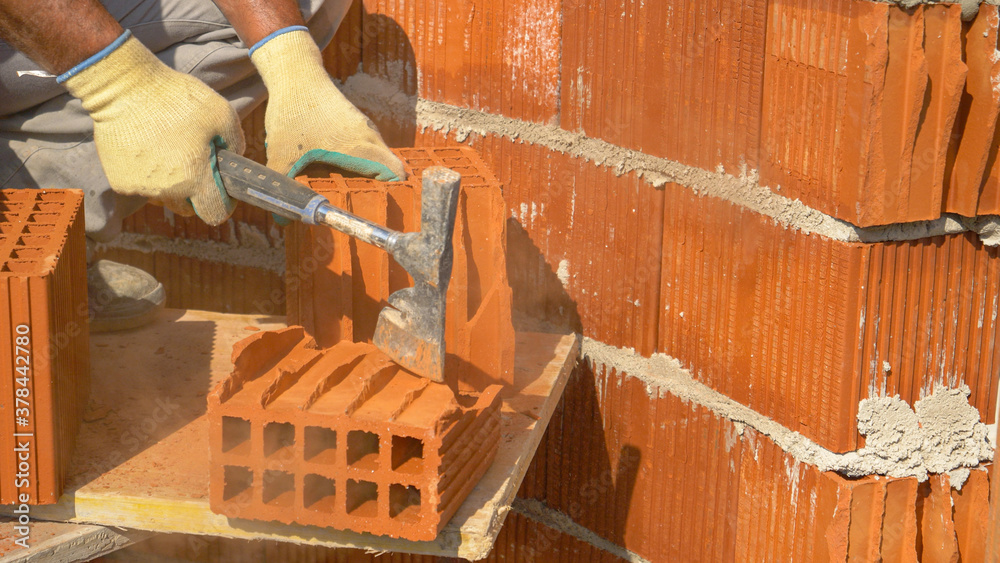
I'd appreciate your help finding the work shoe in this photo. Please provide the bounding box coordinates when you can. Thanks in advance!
[87,259,165,333]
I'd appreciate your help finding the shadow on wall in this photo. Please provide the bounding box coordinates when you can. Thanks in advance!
[334,6,418,149]
[339,12,646,554]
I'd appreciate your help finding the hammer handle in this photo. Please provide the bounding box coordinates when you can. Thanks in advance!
[215,149,397,248]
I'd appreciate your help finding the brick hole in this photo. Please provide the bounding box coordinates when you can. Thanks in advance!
[262,470,294,507]
[222,466,253,502]
[461,176,486,185]
[36,192,66,202]
[389,484,421,522]
[221,416,251,456]
[391,436,424,474]
[435,149,463,157]
[263,422,295,458]
[304,426,337,464]
[408,159,434,168]
[303,474,337,512]
[346,430,379,470]
[345,479,378,517]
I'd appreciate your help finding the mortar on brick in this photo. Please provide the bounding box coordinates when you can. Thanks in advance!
[343,67,1000,247]
[581,337,993,482]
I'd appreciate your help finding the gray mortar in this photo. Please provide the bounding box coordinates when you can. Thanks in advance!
[96,230,285,274]
[580,337,993,482]
[883,0,983,20]
[513,498,651,563]
[337,71,1000,245]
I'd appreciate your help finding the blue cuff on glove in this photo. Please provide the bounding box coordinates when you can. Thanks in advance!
[57,29,132,83]
[248,25,310,57]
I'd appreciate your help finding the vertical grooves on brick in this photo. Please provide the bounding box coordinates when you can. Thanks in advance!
[0,190,86,504]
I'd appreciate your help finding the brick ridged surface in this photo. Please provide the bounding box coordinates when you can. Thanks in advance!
[208,326,502,541]
[761,1,1000,226]
[562,0,766,173]
[659,179,1000,452]
[0,189,89,504]
[519,359,993,562]
[359,0,560,126]
[287,147,515,392]
[94,248,283,315]
[409,129,665,357]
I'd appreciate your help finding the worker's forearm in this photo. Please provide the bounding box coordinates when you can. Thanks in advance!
[0,0,122,74]
[211,0,306,48]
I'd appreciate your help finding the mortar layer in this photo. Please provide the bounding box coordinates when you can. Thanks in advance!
[580,337,993,482]
[337,71,1000,245]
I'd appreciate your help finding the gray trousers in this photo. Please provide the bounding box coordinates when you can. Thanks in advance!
[0,0,348,241]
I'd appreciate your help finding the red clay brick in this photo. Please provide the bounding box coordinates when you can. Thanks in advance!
[760,0,892,226]
[882,477,920,563]
[659,180,1000,452]
[906,6,966,221]
[92,247,283,315]
[761,2,1000,226]
[519,359,742,562]
[917,474,960,563]
[208,326,502,540]
[360,0,560,125]
[951,466,989,562]
[0,189,89,504]
[562,0,765,172]
[410,129,665,356]
[286,147,515,392]
[962,6,1000,216]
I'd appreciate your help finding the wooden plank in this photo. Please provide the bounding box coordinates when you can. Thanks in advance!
[0,519,152,562]
[0,309,576,561]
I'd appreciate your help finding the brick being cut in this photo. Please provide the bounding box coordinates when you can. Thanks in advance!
[208,327,502,541]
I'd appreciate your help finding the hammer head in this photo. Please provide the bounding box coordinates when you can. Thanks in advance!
[373,167,461,381]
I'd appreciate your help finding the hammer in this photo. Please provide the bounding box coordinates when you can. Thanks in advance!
[215,150,460,382]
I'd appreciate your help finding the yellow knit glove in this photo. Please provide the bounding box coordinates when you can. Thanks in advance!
[62,33,246,225]
[250,29,405,180]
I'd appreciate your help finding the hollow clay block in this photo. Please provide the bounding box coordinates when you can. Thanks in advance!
[286,147,515,393]
[0,189,89,504]
[207,326,502,541]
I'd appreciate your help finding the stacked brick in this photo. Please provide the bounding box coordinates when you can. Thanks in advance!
[520,359,993,562]
[0,189,89,504]
[208,326,502,541]
[286,147,515,392]
[761,1,1000,226]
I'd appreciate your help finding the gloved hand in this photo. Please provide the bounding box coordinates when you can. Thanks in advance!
[61,31,246,225]
[250,28,406,181]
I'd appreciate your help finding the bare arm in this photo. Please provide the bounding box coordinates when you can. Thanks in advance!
[211,0,306,48]
[0,0,122,74]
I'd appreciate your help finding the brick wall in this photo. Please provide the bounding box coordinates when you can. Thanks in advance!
[102,0,1000,559]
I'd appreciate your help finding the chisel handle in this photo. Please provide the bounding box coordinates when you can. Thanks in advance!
[216,149,326,225]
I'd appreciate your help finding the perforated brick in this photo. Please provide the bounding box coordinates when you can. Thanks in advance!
[286,147,515,392]
[0,189,89,504]
[208,326,502,540]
